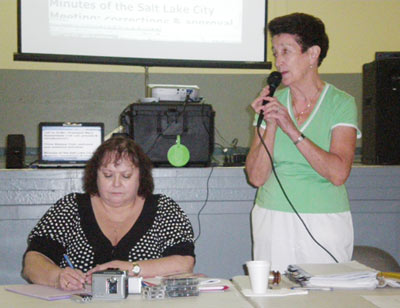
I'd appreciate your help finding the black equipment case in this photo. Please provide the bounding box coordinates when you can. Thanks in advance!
[120,103,215,167]
[362,57,400,165]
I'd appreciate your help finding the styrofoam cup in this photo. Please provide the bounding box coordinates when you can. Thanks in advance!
[246,260,270,294]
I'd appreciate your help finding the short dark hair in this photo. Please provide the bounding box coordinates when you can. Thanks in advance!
[83,136,154,198]
[268,12,329,66]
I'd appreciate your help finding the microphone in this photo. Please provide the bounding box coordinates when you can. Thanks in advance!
[257,71,282,128]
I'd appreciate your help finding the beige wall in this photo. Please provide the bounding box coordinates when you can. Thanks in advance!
[1,0,400,74]
[268,0,400,73]
[0,0,398,150]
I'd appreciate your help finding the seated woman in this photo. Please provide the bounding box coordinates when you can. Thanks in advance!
[22,136,195,290]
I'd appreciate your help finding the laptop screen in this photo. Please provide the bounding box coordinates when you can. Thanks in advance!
[39,122,104,165]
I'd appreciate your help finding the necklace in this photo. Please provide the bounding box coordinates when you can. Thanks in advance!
[293,87,321,121]
[294,102,312,121]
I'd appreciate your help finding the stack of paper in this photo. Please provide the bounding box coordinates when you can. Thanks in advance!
[287,261,379,290]
[5,284,85,301]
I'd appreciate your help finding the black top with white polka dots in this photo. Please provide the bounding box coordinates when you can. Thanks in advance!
[26,193,195,273]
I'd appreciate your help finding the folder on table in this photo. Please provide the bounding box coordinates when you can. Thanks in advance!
[286,261,379,290]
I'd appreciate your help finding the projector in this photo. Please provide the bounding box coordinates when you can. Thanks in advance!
[146,84,200,102]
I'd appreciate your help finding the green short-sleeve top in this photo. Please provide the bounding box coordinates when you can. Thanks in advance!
[253,83,361,214]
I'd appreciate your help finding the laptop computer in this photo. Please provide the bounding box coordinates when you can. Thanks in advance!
[36,122,104,168]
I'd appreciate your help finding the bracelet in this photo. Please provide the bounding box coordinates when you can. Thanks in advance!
[294,133,306,145]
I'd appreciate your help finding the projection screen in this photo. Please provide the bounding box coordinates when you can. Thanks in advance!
[15,0,270,68]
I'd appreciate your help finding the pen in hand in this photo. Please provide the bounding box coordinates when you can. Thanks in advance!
[64,254,87,289]
[63,254,74,269]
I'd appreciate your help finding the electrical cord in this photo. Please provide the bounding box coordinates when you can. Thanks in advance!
[194,166,214,243]
[215,126,230,146]
[256,126,339,263]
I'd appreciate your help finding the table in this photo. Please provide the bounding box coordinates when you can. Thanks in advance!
[232,275,400,308]
[1,280,252,308]
[2,166,400,284]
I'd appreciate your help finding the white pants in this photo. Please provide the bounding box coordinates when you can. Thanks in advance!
[251,205,354,272]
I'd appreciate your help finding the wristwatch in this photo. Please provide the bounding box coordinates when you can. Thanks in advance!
[131,262,141,276]
[294,133,306,145]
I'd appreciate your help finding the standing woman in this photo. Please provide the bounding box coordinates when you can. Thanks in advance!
[245,13,361,272]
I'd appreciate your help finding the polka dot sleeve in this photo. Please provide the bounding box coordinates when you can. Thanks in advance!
[26,193,79,264]
[153,195,195,257]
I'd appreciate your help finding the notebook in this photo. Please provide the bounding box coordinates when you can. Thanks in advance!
[36,122,104,168]
[5,284,89,301]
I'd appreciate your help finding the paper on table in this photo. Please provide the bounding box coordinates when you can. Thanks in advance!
[5,284,88,301]
[295,261,377,276]
[290,261,379,290]
[242,288,308,297]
